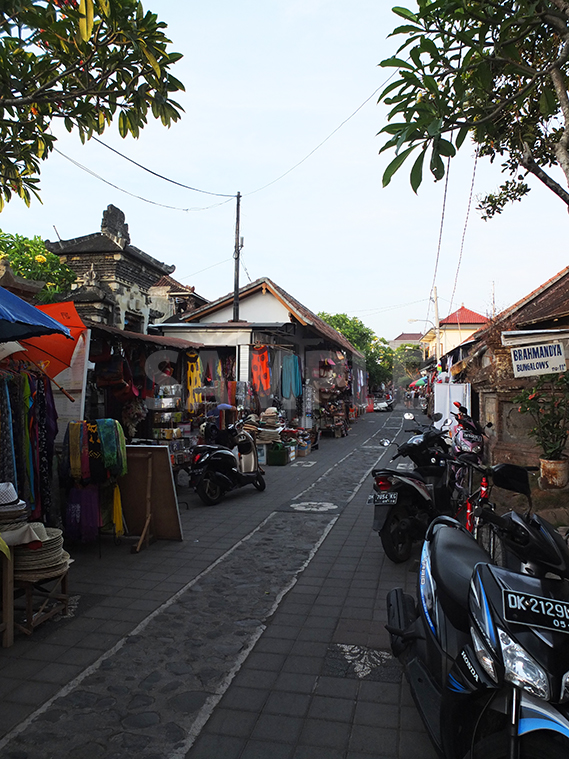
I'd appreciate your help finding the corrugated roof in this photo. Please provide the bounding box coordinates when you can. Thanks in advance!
[178,277,364,358]
[85,320,202,349]
[392,332,422,342]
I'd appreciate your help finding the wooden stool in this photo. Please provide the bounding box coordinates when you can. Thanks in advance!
[13,570,69,636]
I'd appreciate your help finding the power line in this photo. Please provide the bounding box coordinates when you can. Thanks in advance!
[54,148,234,212]
[447,149,478,317]
[91,136,235,198]
[177,257,233,282]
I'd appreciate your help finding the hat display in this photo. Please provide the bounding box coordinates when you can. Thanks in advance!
[0,482,29,526]
[13,527,72,581]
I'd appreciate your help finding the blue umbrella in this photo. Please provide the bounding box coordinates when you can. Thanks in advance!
[0,286,71,343]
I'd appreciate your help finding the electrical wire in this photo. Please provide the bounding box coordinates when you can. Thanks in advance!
[177,257,232,281]
[426,157,451,326]
[90,136,235,198]
[447,149,478,317]
[54,148,235,212]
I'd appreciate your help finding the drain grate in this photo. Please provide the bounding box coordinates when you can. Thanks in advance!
[322,643,402,682]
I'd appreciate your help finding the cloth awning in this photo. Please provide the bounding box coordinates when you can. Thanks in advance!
[85,320,202,350]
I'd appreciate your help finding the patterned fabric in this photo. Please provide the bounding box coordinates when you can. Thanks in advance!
[251,346,271,395]
[186,351,203,410]
[0,379,17,487]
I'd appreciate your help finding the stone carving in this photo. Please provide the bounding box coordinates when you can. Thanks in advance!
[101,204,130,245]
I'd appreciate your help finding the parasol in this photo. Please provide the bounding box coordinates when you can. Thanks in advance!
[0,286,71,343]
[409,377,427,388]
[11,301,86,379]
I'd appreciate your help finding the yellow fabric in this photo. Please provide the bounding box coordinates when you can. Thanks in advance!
[186,351,203,411]
[112,484,124,537]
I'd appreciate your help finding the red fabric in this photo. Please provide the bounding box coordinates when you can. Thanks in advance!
[251,347,270,394]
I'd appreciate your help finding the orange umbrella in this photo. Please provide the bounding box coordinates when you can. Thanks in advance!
[12,301,86,379]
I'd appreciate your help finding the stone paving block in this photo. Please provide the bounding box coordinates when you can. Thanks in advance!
[292,745,345,759]
[398,730,438,759]
[203,707,258,737]
[186,732,245,759]
[353,700,399,729]
[246,652,287,672]
[273,673,317,694]
[307,695,355,722]
[313,675,359,699]
[240,738,295,759]
[298,717,351,749]
[251,713,304,743]
[263,690,311,717]
[231,668,279,690]
[348,724,398,756]
[221,686,269,712]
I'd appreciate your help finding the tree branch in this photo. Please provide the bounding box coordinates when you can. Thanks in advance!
[520,141,569,208]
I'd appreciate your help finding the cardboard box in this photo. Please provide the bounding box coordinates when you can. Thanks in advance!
[287,444,297,462]
[256,444,268,466]
[297,443,311,457]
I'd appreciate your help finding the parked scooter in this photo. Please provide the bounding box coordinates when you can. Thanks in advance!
[371,413,454,562]
[448,401,493,513]
[190,419,265,505]
[386,463,569,759]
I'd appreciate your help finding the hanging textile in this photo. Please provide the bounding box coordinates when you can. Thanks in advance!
[186,351,203,410]
[61,418,128,541]
[0,378,17,486]
[251,346,271,396]
[281,355,303,399]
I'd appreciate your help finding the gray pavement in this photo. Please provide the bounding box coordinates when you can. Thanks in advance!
[0,408,437,759]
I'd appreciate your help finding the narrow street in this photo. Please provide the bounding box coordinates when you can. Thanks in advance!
[0,409,436,759]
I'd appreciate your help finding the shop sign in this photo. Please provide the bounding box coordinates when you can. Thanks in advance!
[511,342,566,378]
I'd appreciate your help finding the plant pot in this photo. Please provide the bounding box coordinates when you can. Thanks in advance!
[539,457,569,489]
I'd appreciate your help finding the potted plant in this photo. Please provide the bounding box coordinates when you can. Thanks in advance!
[515,372,569,488]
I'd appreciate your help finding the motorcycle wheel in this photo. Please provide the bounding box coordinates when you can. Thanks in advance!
[196,473,223,506]
[465,731,569,758]
[380,504,413,563]
[253,473,266,491]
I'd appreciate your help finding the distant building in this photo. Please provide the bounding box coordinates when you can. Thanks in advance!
[389,332,422,350]
[420,306,488,359]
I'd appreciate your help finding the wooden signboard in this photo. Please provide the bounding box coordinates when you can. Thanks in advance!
[118,446,183,548]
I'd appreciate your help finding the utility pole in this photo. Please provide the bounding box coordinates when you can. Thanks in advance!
[433,286,441,361]
[232,192,242,322]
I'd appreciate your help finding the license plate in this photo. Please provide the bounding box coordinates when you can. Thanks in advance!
[503,590,569,633]
[372,491,398,505]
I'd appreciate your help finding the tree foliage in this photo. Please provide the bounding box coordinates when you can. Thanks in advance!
[378,1,569,216]
[0,229,76,302]
[0,0,184,209]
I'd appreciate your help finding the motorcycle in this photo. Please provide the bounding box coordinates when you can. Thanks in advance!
[371,413,454,562]
[449,401,493,507]
[190,419,266,505]
[386,462,569,759]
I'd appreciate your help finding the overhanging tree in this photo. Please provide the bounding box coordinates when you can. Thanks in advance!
[0,0,184,209]
[378,1,569,218]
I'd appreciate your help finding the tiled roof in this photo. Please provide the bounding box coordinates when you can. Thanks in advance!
[392,332,422,342]
[151,275,196,293]
[179,277,364,358]
[440,306,489,326]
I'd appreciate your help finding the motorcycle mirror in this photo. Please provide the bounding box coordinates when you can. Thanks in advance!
[453,401,461,408]
[432,412,442,422]
[403,412,415,420]
[379,438,391,447]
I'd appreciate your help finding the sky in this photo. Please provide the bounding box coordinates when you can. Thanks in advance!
[1,1,568,341]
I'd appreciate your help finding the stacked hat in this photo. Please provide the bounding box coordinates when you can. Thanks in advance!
[13,524,71,581]
[0,482,29,527]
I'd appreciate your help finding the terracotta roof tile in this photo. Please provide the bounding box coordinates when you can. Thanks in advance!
[440,306,488,326]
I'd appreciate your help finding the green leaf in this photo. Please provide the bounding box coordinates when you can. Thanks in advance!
[456,124,470,149]
[410,148,426,193]
[437,138,456,157]
[382,145,417,187]
[392,6,417,22]
[141,44,161,78]
[379,57,415,70]
[78,0,94,42]
[118,111,128,138]
[430,148,445,181]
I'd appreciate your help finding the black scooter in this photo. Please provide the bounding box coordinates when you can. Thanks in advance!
[386,463,569,759]
[190,420,265,505]
[371,413,453,562]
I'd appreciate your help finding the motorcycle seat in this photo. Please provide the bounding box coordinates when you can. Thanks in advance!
[430,525,491,631]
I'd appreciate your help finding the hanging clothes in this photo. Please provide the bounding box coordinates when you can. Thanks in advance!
[251,346,271,396]
[186,351,203,410]
[281,354,303,399]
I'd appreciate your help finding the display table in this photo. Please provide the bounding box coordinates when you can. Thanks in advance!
[0,524,70,647]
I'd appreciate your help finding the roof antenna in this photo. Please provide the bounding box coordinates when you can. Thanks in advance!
[53,225,63,246]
